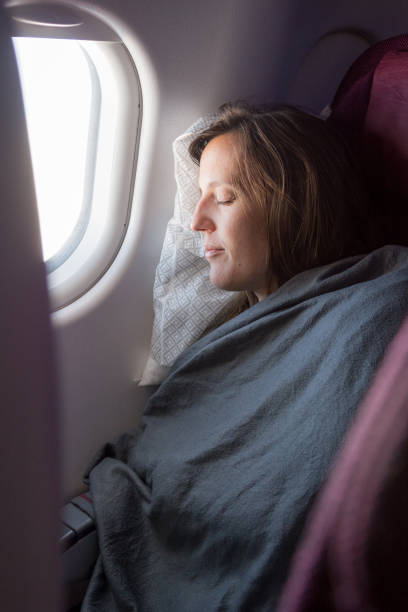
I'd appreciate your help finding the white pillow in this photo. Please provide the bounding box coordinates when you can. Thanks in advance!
[140,115,246,385]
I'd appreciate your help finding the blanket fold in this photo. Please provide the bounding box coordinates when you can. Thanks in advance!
[81,246,408,612]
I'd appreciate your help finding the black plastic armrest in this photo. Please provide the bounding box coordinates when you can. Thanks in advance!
[61,492,98,609]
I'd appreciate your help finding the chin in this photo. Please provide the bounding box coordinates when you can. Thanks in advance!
[210,274,242,293]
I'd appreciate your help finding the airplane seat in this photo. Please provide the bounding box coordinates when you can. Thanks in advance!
[0,4,62,612]
[63,34,408,611]
[276,35,408,612]
[328,33,408,248]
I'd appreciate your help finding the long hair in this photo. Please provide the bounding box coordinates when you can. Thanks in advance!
[189,102,372,286]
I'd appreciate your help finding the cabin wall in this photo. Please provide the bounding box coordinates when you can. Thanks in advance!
[54,0,408,498]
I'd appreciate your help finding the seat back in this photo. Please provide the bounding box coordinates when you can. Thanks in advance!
[329,34,408,247]
[0,8,62,612]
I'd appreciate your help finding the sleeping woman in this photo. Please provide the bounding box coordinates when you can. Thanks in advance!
[81,103,408,612]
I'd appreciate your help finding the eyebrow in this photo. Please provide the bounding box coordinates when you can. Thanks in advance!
[198,180,235,193]
[209,180,234,187]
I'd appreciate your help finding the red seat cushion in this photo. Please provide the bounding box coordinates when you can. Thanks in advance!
[329,35,408,247]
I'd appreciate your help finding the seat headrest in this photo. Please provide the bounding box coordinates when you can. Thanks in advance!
[329,34,408,247]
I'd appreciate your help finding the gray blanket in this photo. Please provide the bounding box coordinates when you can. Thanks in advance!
[82,245,408,612]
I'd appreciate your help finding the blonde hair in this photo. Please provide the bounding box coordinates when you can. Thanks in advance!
[189,102,371,285]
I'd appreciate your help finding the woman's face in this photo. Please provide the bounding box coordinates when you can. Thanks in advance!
[191,132,276,300]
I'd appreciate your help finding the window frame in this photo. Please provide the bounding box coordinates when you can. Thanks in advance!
[9,2,142,311]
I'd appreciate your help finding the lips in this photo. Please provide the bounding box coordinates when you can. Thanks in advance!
[205,244,224,258]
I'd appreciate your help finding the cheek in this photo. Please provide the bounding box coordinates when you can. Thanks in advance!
[234,224,268,262]
[222,206,269,264]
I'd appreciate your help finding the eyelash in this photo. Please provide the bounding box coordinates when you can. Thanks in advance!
[217,198,234,205]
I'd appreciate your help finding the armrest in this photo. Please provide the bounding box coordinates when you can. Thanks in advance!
[61,493,98,609]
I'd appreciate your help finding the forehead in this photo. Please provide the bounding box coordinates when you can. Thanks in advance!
[198,132,240,188]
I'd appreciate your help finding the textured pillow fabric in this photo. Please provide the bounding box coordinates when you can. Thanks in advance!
[140,116,246,385]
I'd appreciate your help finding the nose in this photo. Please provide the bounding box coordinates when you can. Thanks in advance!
[191,197,216,232]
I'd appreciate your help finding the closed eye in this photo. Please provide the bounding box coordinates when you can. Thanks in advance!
[217,199,234,205]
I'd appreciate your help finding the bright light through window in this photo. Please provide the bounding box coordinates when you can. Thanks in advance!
[13,38,93,261]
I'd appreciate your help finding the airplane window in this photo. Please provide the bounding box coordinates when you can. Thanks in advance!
[13,38,98,264]
[9,26,142,311]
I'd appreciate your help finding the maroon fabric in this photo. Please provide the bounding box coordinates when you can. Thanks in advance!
[277,314,408,612]
[329,35,408,247]
[364,51,408,198]
[330,34,408,129]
